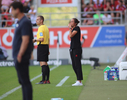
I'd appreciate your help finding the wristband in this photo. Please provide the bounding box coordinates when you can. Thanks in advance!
[69,28,72,30]
[35,39,36,42]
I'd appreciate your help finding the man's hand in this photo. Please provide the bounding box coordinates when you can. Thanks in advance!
[17,54,22,63]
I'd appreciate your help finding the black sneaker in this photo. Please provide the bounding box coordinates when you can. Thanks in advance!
[36,81,46,84]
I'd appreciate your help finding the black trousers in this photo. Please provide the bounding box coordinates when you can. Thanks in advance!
[70,48,83,80]
[14,60,32,100]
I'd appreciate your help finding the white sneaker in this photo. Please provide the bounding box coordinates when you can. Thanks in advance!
[72,81,83,86]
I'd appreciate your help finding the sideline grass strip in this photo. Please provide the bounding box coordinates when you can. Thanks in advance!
[0,65,91,100]
[0,65,59,99]
[79,64,127,100]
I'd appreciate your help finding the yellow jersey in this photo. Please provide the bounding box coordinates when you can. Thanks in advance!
[37,25,49,45]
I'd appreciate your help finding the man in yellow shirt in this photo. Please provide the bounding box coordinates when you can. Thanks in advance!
[33,16,50,84]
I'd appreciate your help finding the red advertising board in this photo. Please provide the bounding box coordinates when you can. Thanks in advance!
[39,0,77,7]
[0,27,99,49]
[41,0,72,4]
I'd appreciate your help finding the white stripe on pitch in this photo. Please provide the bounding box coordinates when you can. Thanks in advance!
[56,76,70,87]
[90,26,102,47]
[0,86,21,100]
[0,65,59,100]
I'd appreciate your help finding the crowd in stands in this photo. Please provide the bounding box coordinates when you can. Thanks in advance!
[0,0,127,27]
[81,0,127,25]
[0,0,36,27]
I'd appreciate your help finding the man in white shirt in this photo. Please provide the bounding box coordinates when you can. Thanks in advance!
[28,5,37,26]
[102,13,112,25]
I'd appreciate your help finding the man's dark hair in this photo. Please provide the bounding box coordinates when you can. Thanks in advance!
[73,18,80,25]
[10,2,24,13]
[38,15,44,22]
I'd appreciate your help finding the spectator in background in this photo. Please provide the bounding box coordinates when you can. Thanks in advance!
[104,0,115,11]
[28,5,37,26]
[1,0,13,12]
[26,0,31,7]
[116,0,126,24]
[115,0,126,7]
[93,9,104,25]
[22,0,30,7]
[23,1,30,13]
[104,1,115,23]
[102,10,112,25]
[82,0,94,12]
[122,0,125,5]
[21,0,28,3]
[93,0,102,11]
[89,0,95,6]
[115,0,120,7]
[93,0,103,4]
[1,9,9,20]
[82,2,94,25]
[1,14,13,27]
[101,0,107,11]
[12,0,22,2]
[1,9,8,27]
[125,1,127,8]
[7,15,13,27]
[82,3,94,16]
[82,5,94,25]
[111,0,115,10]
[0,0,1,13]
[82,15,94,25]
[1,15,7,27]
[81,0,85,11]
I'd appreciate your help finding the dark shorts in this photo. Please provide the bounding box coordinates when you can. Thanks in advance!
[37,44,49,62]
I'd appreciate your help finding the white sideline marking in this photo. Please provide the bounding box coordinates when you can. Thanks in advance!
[0,65,59,100]
[56,76,70,87]
[0,86,21,100]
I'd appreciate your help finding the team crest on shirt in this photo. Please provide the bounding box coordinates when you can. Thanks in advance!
[40,32,43,36]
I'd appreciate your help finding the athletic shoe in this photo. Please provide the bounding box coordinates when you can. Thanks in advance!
[36,81,46,84]
[72,81,83,86]
[46,80,50,84]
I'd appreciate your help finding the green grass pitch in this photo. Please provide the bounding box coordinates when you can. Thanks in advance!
[0,65,92,100]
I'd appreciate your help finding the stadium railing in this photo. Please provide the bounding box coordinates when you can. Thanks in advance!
[80,11,123,25]
[0,10,125,27]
